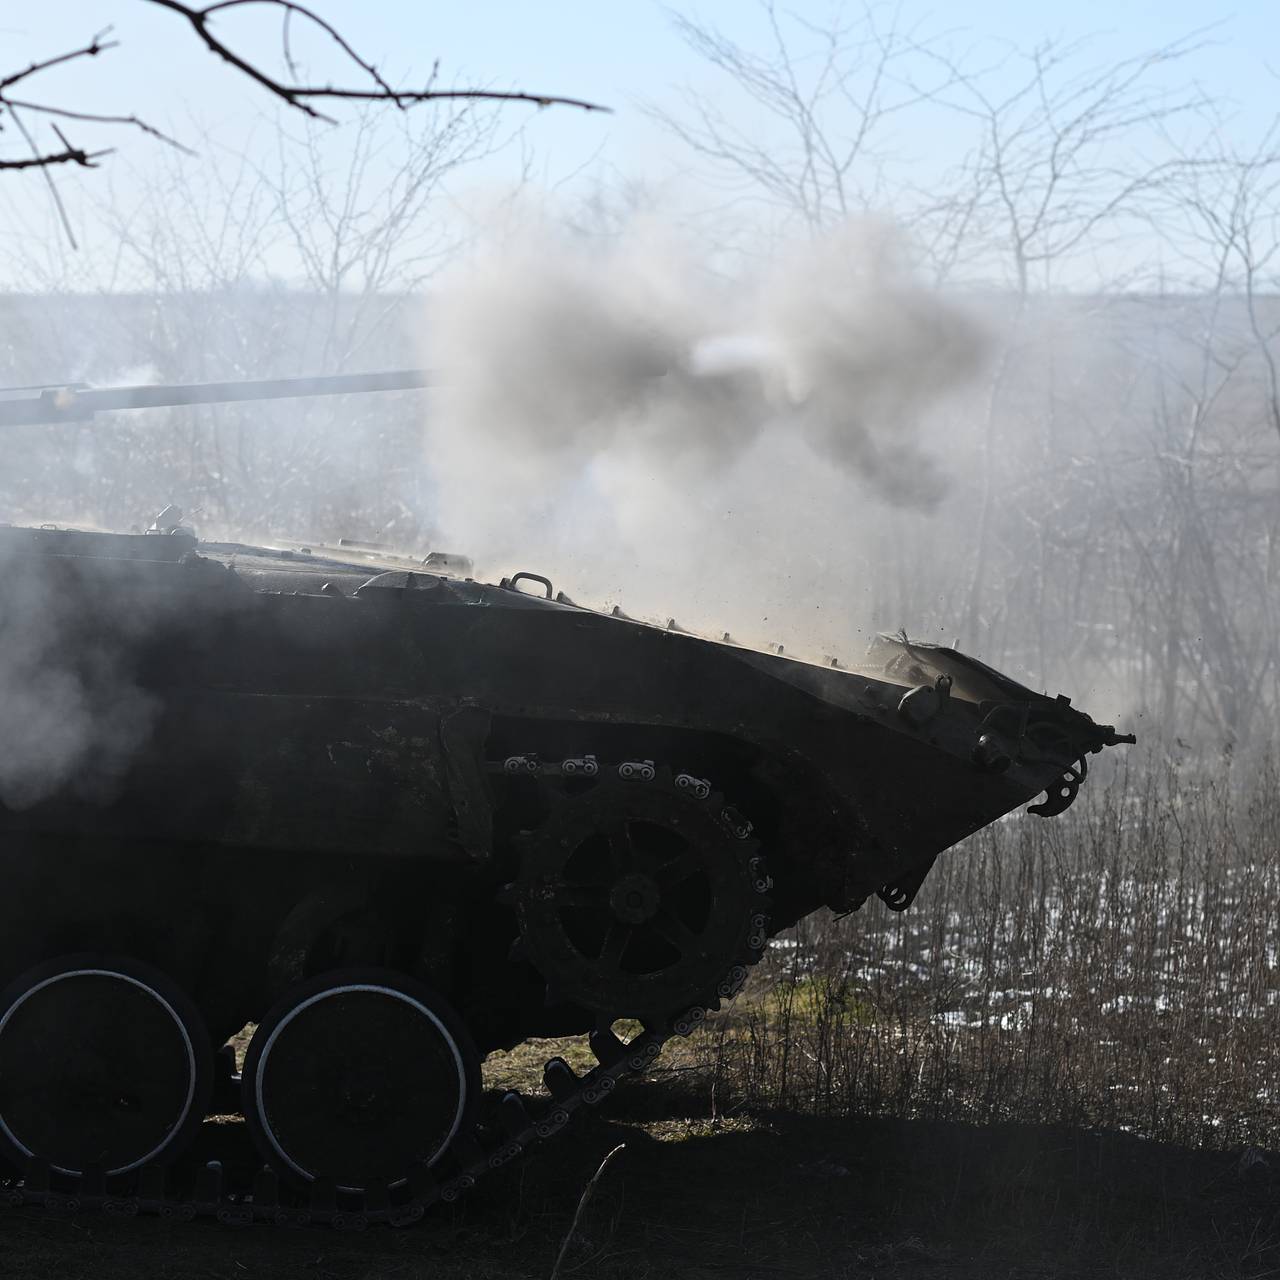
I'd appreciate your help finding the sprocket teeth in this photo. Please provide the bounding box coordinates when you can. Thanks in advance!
[504,756,770,1050]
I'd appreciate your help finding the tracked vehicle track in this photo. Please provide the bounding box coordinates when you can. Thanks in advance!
[0,1017,698,1228]
[0,761,770,1229]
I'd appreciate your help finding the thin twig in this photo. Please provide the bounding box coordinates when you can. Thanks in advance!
[0,30,117,92]
[0,26,185,174]
[4,100,197,156]
[6,107,81,247]
[549,1143,626,1280]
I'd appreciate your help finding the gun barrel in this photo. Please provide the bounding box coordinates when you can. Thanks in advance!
[0,369,435,428]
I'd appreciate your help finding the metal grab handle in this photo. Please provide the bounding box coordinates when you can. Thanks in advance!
[508,572,553,599]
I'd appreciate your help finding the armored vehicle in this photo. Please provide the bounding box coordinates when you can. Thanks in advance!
[0,373,1132,1225]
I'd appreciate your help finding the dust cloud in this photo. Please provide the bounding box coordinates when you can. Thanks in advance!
[423,217,986,659]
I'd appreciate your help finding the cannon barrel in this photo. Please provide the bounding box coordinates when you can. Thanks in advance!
[0,368,435,428]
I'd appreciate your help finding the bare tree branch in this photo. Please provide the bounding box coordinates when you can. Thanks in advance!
[648,0,952,229]
[4,111,87,250]
[0,31,119,93]
[147,0,609,119]
[1,2,607,179]
[0,145,113,173]
[4,100,196,155]
[0,31,128,173]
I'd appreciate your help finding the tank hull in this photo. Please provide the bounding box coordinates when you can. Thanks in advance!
[0,525,1128,1204]
[0,529,1115,1034]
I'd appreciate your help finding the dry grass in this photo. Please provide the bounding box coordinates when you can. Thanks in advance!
[683,752,1280,1150]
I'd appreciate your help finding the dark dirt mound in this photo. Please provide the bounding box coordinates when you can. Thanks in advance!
[3,1079,1278,1279]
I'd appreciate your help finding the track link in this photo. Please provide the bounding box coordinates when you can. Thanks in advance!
[0,998,731,1228]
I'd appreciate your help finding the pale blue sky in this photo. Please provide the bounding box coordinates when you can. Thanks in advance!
[7,4,1273,133]
[3,2,1277,277]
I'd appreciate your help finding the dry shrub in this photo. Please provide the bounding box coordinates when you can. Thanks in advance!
[694,752,1280,1148]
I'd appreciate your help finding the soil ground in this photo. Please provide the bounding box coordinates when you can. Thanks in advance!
[4,1049,1279,1280]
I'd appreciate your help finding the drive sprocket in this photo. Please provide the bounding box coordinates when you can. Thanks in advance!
[506,766,770,1022]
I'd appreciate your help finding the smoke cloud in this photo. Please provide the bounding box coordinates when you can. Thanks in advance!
[0,550,159,810]
[422,216,986,655]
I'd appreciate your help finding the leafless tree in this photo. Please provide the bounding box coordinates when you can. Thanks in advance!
[879,32,1212,656]
[908,34,1211,290]
[1090,121,1280,746]
[649,1,952,234]
[652,4,1280,750]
